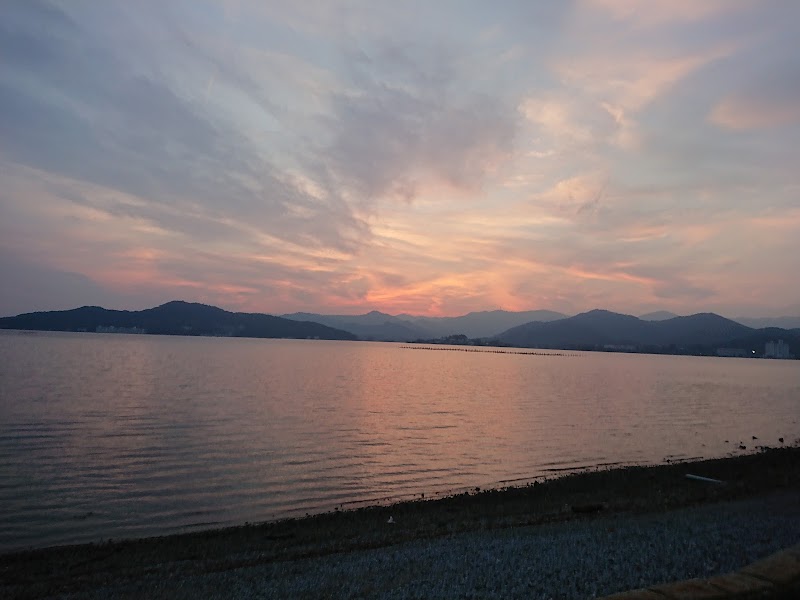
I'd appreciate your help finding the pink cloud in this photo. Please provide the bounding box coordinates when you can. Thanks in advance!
[710,95,800,130]
[583,0,749,27]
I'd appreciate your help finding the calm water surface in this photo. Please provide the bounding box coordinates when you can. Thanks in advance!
[1,331,798,552]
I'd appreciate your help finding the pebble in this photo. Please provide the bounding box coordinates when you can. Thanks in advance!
[59,491,800,600]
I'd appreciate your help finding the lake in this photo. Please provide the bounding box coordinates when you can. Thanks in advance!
[1,330,798,553]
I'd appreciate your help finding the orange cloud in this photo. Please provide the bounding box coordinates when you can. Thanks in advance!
[749,208,800,229]
[565,265,656,287]
[554,45,733,115]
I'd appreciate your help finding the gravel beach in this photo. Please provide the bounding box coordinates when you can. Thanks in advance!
[3,447,799,599]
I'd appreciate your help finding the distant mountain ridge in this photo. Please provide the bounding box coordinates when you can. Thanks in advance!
[497,309,797,356]
[2,302,798,357]
[639,310,680,321]
[733,316,800,330]
[281,309,567,340]
[639,311,800,330]
[398,309,567,339]
[281,311,429,342]
[0,301,357,341]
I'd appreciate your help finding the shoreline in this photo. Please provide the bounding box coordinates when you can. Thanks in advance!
[2,446,799,598]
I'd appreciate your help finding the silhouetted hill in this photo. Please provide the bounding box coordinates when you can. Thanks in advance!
[498,309,650,348]
[0,301,357,341]
[281,309,568,341]
[639,310,679,321]
[281,311,430,341]
[497,309,758,351]
[649,313,752,346]
[733,316,800,329]
[5,302,795,355]
[399,309,567,339]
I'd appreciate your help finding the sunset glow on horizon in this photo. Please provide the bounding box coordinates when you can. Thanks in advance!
[1,1,799,318]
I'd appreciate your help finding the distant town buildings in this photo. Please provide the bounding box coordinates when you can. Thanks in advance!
[764,339,792,359]
[716,341,796,359]
[95,325,146,334]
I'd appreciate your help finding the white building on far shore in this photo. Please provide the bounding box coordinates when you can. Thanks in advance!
[764,339,792,359]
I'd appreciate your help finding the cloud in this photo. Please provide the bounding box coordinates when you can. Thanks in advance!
[544,45,734,158]
[556,48,731,114]
[709,59,800,130]
[0,2,370,254]
[583,0,748,27]
[711,95,800,130]
[320,41,520,203]
[0,247,147,317]
[0,1,798,318]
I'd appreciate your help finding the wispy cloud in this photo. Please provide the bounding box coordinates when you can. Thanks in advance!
[583,0,749,28]
[0,0,798,318]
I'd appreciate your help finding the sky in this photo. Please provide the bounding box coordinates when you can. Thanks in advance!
[1,0,799,318]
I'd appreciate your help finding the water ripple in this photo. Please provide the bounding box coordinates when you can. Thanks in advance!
[1,333,799,552]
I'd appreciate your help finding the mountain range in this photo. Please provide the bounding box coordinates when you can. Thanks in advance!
[732,316,800,330]
[281,309,566,341]
[0,301,356,341]
[639,311,680,321]
[495,309,793,353]
[1,301,797,357]
[639,311,800,329]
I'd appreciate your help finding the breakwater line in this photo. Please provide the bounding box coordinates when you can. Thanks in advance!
[400,345,577,356]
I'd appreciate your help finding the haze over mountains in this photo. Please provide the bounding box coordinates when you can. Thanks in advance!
[1,301,798,358]
[639,311,680,322]
[638,311,800,329]
[281,309,800,341]
[281,309,566,341]
[732,316,800,330]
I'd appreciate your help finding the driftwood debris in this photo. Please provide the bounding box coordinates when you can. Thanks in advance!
[685,474,725,484]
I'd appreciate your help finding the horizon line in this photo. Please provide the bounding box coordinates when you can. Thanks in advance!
[3,300,800,323]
